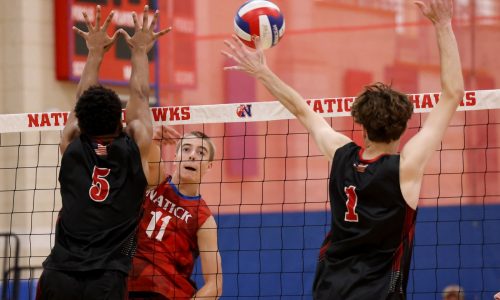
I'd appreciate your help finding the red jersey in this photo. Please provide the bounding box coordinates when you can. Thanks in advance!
[128,177,212,299]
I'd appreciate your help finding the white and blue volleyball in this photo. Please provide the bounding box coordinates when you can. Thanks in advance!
[234,0,285,49]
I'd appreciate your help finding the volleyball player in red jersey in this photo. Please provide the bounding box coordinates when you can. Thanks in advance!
[129,127,223,300]
[223,0,463,299]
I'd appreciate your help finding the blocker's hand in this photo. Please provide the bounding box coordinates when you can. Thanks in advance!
[72,5,120,53]
[152,125,181,147]
[414,0,453,27]
[222,35,268,76]
[121,5,172,53]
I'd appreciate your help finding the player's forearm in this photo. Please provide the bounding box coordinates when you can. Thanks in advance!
[256,67,311,120]
[435,23,464,101]
[75,49,104,100]
[130,49,150,104]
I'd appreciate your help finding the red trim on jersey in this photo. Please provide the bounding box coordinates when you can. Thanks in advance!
[358,148,390,164]
[318,231,332,261]
[392,205,416,271]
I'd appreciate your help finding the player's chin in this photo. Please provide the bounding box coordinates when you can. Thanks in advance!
[179,170,202,184]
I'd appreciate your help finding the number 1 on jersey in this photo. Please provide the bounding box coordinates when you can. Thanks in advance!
[146,211,172,241]
[344,186,359,222]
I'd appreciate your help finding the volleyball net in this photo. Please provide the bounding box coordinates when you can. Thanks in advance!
[0,89,499,299]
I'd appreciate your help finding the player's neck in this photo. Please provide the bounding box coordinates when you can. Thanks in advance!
[89,130,122,143]
[362,140,399,159]
[170,176,200,197]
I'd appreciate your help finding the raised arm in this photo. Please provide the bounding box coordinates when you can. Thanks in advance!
[146,125,181,186]
[222,36,351,161]
[60,6,119,154]
[400,0,465,209]
[121,5,171,175]
[193,216,223,300]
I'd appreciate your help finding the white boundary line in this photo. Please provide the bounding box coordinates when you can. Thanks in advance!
[0,89,498,133]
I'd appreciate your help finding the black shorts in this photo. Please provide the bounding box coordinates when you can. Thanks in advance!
[313,258,341,300]
[313,258,407,300]
[128,291,168,300]
[36,268,126,300]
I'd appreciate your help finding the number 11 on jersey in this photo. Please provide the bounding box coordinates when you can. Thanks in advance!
[146,211,172,241]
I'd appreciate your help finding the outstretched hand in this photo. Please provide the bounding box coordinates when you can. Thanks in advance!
[121,5,172,52]
[415,0,453,26]
[73,5,120,53]
[222,35,268,76]
[153,125,182,147]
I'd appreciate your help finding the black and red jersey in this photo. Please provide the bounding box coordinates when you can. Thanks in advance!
[314,142,416,300]
[43,133,147,274]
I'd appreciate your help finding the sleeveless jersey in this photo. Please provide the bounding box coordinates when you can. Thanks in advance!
[313,142,416,300]
[128,177,212,299]
[43,133,147,274]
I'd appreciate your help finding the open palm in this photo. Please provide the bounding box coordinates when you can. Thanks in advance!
[222,35,268,76]
[121,5,172,53]
[72,5,120,52]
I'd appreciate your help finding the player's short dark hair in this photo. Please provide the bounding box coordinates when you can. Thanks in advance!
[351,82,413,143]
[176,131,216,162]
[75,85,123,136]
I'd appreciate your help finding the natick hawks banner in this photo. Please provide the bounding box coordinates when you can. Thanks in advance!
[0,90,498,133]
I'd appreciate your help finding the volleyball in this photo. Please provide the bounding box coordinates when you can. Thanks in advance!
[234,0,285,49]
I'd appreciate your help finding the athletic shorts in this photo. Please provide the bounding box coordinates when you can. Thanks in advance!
[36,268,127,300]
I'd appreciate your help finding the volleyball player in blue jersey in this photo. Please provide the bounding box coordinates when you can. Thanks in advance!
[223,0,464,298]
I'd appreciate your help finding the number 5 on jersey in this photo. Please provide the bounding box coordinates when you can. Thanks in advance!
[344,186,359,222]
[89,166,111,202]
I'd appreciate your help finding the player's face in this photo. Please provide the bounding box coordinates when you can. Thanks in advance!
[174,137,212,183]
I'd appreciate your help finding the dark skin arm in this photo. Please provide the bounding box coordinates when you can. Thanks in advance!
[121,5,172,177]
[60,5,120,154]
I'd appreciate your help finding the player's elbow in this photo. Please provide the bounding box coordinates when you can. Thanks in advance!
[130,77,150,102]
[443,79,465,101]
[201,275,223,299]
[209,265,223,298]
[214,252,223,297]
[130,87,149,104]
[451,88,465,102]
[443,84,465,104]
[215,273,223,297]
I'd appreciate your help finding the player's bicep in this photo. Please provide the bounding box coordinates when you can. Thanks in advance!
[198,217,219,252]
